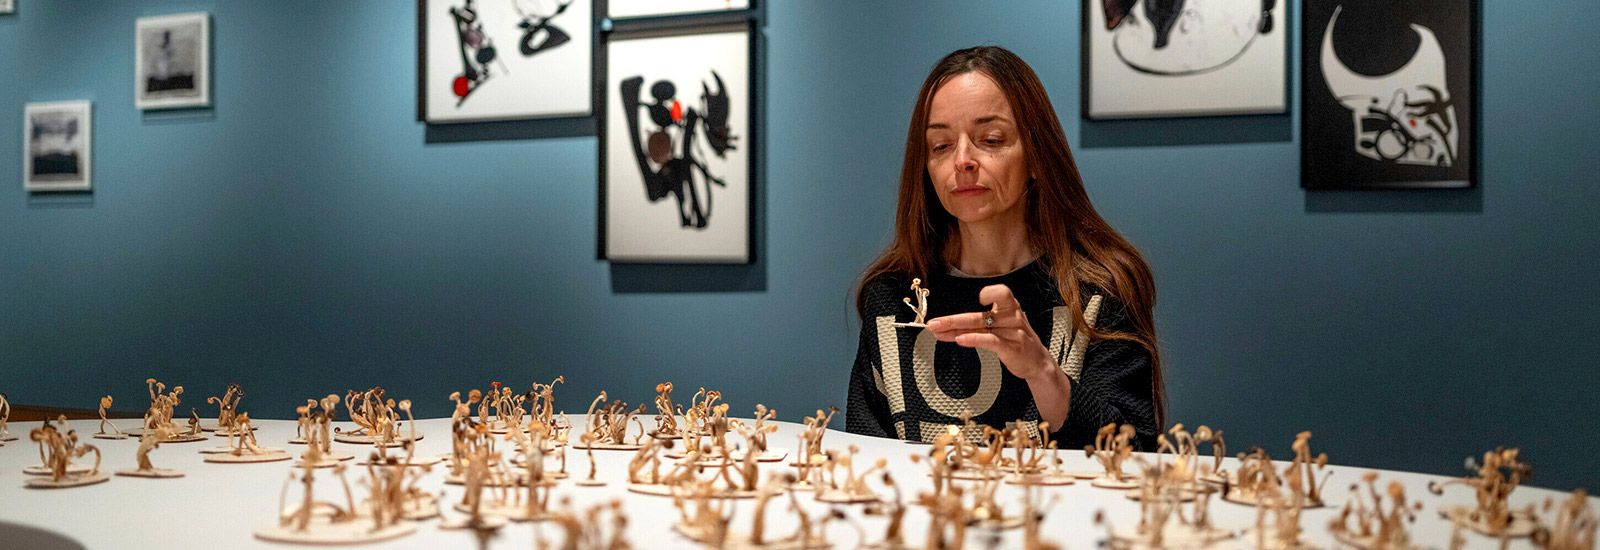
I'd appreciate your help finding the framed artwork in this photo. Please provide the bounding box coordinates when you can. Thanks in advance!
[607,0,749,20]
[24,101,93,193]
[418,0,593,123]
[135,12,211,110]
[1083,0,1287,119]
[0,0,13,15]
[1302,1,1475,189]
[600,23,753,263]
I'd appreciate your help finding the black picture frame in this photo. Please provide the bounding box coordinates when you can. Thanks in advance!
[1301,0,1478,189]
[416,0,599,124]
[1081,0,1290,120]
[597,11,760,264]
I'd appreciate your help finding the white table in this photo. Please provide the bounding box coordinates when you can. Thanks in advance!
[1,418,1590,549]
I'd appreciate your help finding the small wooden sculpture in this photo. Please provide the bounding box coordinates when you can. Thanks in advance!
[527,375,566,438]
[576,430,606,487]
[727,404,787,462]
[682,387,724,438]
[256,457,419,543]
[205,412,291,463]
[1003,421,1074,486]
[537,497,633,550]
[1086,423,1139,489]
[1224,433,1331,509]
[450,419,562,522]
[815,445,886,504]
[116,423,184,479]
[1429,446,1539,538]
[202,383,253,435]
[651,381,682,439]
[1532,489,1597,550]
[1328,472,1423,550]
[1197,426,1227,485]
[25,416,109,488]
[1246,478,1313,550]
[574,391,647,451]
[679,473,831,549]
[789,407,838,490]
[1019,485,1063,550]
[862,471,910,549]
[93,395,127,440]
[294,394,355,467]
[892,278,931,328]
[0,393,15,444]
[1099,456,1229,549]
[1124,424,1220,503]
[132,378,204,443]
[0,392,16,442]
[335,387,423,447]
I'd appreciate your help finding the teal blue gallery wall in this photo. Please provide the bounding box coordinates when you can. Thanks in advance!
[3,2,1597,490]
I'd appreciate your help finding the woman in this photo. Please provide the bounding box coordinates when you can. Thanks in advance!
[846,46,1163,449]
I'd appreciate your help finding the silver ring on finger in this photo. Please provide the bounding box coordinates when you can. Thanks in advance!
[983,312,995,329]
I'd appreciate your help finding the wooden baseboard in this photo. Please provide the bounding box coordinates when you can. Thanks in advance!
[6,404,142,423]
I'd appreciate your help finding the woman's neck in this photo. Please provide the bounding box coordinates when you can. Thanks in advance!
[950,213,1034,277]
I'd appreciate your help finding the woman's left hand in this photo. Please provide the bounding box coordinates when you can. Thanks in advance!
[925,284,1058,382]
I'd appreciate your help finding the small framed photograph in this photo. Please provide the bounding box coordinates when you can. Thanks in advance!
[418,0,594,123]
[0,0,15,15]
[601,23,754,263]
[136,12,211,110]
[1301,0,1476,189]
[24,101,93,193]
[1083,0,1287,119]
[607,0,749,20]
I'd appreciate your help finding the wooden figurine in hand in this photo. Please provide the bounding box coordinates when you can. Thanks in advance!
[894,278,931,328]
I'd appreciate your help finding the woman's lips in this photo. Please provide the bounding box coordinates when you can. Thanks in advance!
[952,186,989,197]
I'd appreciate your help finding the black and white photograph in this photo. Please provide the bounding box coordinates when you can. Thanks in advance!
[601,24,752,263]
[418,0,593,123]
[607,0,748,19]
[1302,0,1475,189]
[1084,0,1287,119]
[135,12,210,110]
[23,101,92,192]
[0,0,15,15]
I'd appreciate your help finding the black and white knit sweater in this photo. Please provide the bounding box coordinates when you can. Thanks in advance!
[845,261,1158,450]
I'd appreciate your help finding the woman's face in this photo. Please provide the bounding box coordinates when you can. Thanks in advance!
[925,72,1030,226]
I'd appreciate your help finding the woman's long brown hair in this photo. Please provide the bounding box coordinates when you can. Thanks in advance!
[856,46,1165,427]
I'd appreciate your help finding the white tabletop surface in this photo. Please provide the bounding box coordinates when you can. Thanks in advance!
[0,417,1592,549]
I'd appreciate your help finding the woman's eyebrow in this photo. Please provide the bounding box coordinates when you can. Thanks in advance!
[927,115,1013,131]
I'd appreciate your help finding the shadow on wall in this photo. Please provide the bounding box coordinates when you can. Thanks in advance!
[1305,186,1482,214]
[609,261,766,293]
[424,117,596,143]
[1079,114,1291,148]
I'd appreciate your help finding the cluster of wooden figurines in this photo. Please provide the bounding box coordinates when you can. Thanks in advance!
[254,443,433,544]
[1428,446,1540,539]
[24,415,108,488]
[670,472,836,550]
[287,394,356,468]
[333,386,423,447]
[126,378,206,444]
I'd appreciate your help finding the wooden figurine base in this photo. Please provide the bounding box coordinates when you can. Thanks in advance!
[1109,523,1232,549]
[204,449,292,464]
[442,472,540,487]
[1090,475,1141,490]
[438,514,511,531]
[969,515,1026,530]
[1240,527,1322,550]
[451,501,551,522]
[1066,470,1107,480]
[255,518,418,545]
[116,468,184,479]
[1438,506,1538,538]
[570,441,644,451]
[295,453,357,468]
[890,322,926,329]
[814,490,879,504]
[359,455,444,468]
[25,472,110,489]
[1126,485,1214,502]
[627,483,758,500]
[674,524,833,549]
[575,479,607,487]
[1004,472,1076,486]
[199,423,257,433]
[23,465,91,476]
[1329,531,1419,550]
[1222,488,1325,509]
[92,433,128,440]
[399,501,440,521]
[946,469,1005,481]
[198,445,236,454]
[332,433,423,447]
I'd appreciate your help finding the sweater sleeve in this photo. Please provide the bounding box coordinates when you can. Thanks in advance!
[1053,296,1160,451]
[846,278,898,439]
